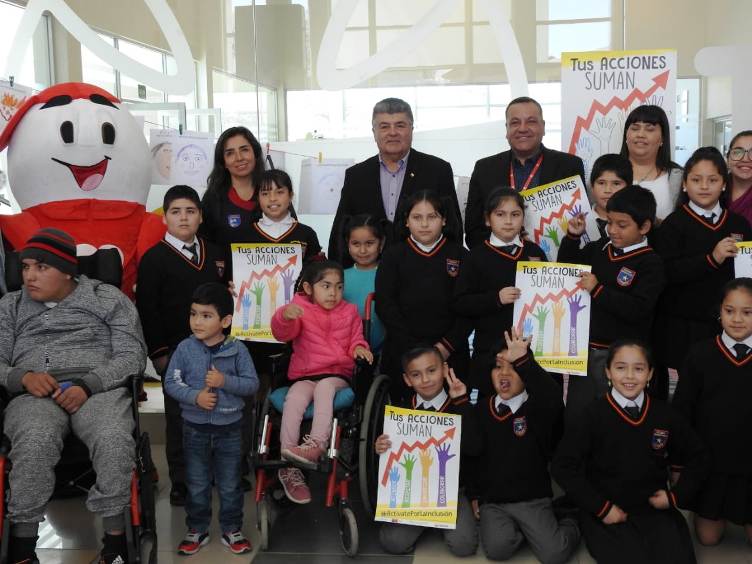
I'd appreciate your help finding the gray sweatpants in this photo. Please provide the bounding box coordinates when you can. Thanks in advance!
[479,497,580,564]
[4,388,135,525]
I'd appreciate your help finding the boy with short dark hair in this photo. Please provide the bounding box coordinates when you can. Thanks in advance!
[589,154,633,241]
[136,185,228,506]
[558,186,665,421]
[374,346,478,556]
[164,282,259,555]
[465,329,579,563]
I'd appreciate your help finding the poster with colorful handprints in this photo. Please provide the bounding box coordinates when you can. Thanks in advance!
[230,243,303,342]
[513,261,592,376]
[734,242,752,278]
[0,79,32,137]
[375,405,462,529]
[520,175,600,257]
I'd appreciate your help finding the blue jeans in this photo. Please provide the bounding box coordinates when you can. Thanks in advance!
[183,423,244,533]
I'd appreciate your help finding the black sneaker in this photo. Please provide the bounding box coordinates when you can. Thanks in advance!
[170,483,187,506]
[8,535,39,564]
[99,533,129,564]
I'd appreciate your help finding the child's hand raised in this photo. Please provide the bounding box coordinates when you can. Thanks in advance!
[443,363,466,398]
[602,504,628,525]
[712,237,739,264]
[499,328,531,363]
[567,213,587,236]
[353,346,374,364]
[196,387,217,410]
[282,303,304,320]
[577,271,599,292]
[374,433,392,454]
[499,286,521,305]
[648,489,670,510]
[205,365,225,388]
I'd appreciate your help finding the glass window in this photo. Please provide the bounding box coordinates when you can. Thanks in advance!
[118,39,165,103]
[81,35,117,95]
[0,2,52,90]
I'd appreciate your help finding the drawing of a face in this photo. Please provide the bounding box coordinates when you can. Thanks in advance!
[151,142,172,181]
[176,143,207,176]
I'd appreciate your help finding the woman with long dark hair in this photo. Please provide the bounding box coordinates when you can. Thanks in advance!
[726,129,752,227]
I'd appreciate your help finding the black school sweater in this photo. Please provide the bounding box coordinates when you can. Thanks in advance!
[464,353,563,504]
[558,235,665,348]
[673,336,752,474]
[136,237,227,359]
[654,205,752,324]
[376,237,470,355]
[552,393,708,517]
[454,240,547,353]
[199,188,260,248]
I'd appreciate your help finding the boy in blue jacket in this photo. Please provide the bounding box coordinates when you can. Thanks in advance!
[165,282,259,555]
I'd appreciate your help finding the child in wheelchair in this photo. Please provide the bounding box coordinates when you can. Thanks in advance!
[271,260,373,504]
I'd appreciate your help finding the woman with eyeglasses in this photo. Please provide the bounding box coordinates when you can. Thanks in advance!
[727,130,752,227]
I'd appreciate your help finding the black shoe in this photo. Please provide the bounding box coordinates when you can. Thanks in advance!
[99,533,129,564]
[170,483,187,506]
[8,535,38,564]
[241,477,252,492]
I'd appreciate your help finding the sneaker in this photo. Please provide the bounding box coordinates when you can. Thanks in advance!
[99,533,129,564]
[281,435,325,465]
[98,553,126,564]
[177,530,209,555]
[278,467,312,504]
[221,530,252,554]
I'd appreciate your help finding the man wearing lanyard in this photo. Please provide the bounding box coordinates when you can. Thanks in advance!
[464,96,586,248]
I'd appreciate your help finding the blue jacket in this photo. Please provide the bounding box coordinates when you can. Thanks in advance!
[164,335,258,426]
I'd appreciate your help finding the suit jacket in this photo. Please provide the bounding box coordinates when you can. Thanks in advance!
[465,146,585,248]
[328,149,462,266]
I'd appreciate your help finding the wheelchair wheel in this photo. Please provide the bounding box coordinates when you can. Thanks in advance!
[358,374,390,516]
[338,502,359,556]
[257,497,272,550]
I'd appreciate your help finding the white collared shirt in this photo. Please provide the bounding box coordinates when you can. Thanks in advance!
[613,237,648,254]
[165,232,200,261]
[410,234,443,253]
[611,388,644,410]
[494,389,529,414]
[688,200,723,223]
[721,331,752,357]
[489,233,523,249]
[416,389,448,411]
[257,212,294,238]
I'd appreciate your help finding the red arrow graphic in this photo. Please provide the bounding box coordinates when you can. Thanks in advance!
[515,285,583,334]
[235,254,298,312]
[380,426,456,486]
[567,70,670,153]
[532,188,582,242]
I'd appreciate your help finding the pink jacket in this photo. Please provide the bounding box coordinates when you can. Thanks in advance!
[271,294,369,381]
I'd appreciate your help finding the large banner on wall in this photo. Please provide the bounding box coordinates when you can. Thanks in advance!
[561,49,677,185]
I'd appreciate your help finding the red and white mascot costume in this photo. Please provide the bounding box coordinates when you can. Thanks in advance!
[0,82,165,296]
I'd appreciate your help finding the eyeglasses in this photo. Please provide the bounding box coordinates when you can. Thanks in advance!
[729,147,752,161]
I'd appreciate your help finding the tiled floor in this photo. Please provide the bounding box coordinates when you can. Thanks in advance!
[22,385,752,563]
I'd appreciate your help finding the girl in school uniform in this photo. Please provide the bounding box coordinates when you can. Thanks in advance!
[454,187,547,397]
[552,340,708,564]
[375,189,469,403]
[673,278,752,546]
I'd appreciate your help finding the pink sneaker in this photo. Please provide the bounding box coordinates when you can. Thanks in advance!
[278,467,311,504]
[281,435,325,465]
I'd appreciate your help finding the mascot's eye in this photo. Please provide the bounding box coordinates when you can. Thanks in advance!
[60,121,74,143]
[102,122,116,145]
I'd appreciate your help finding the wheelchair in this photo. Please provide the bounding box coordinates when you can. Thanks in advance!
[0,248,157,564]
[252,293,391,556]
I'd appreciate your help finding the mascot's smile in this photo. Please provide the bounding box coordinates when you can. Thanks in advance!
[51,156,111,192]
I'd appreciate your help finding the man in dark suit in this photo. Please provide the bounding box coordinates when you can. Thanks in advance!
[465,96,586,248]
[328,98,462,265]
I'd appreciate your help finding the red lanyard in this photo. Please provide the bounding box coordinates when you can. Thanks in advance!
[509,154,543,191]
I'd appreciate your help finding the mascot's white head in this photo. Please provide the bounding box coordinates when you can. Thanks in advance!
[0,82,151,209]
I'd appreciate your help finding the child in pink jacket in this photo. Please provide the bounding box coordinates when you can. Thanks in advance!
[271,260,373,503]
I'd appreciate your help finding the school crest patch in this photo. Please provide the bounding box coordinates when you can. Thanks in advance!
[446,258,460,277]
[616,267,636,287]
[651,428,669,450]
[513,416,527,437]
[215,260,225,278]
[227,214,241,228]
[731,232,744,242]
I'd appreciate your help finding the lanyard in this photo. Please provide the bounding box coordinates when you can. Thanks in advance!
[509,154,543,191]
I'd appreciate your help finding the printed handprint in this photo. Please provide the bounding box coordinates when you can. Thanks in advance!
[280,268,296,302]
[592,116,618,154]
[399,454,417,507]
[435,443,456,508]
[567,294,587,356]
[576,135,594,183]
[522,318,534,339]
[267,276,280,311]
[552,301,566,356]
[558,216,569,236]
[252,283,265,330]
[241,292,252,331]
[388,466,400,508]
[539,238,551,258]
[532,306,550,356]
[418,448,433,506]
[545,225,561,248]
